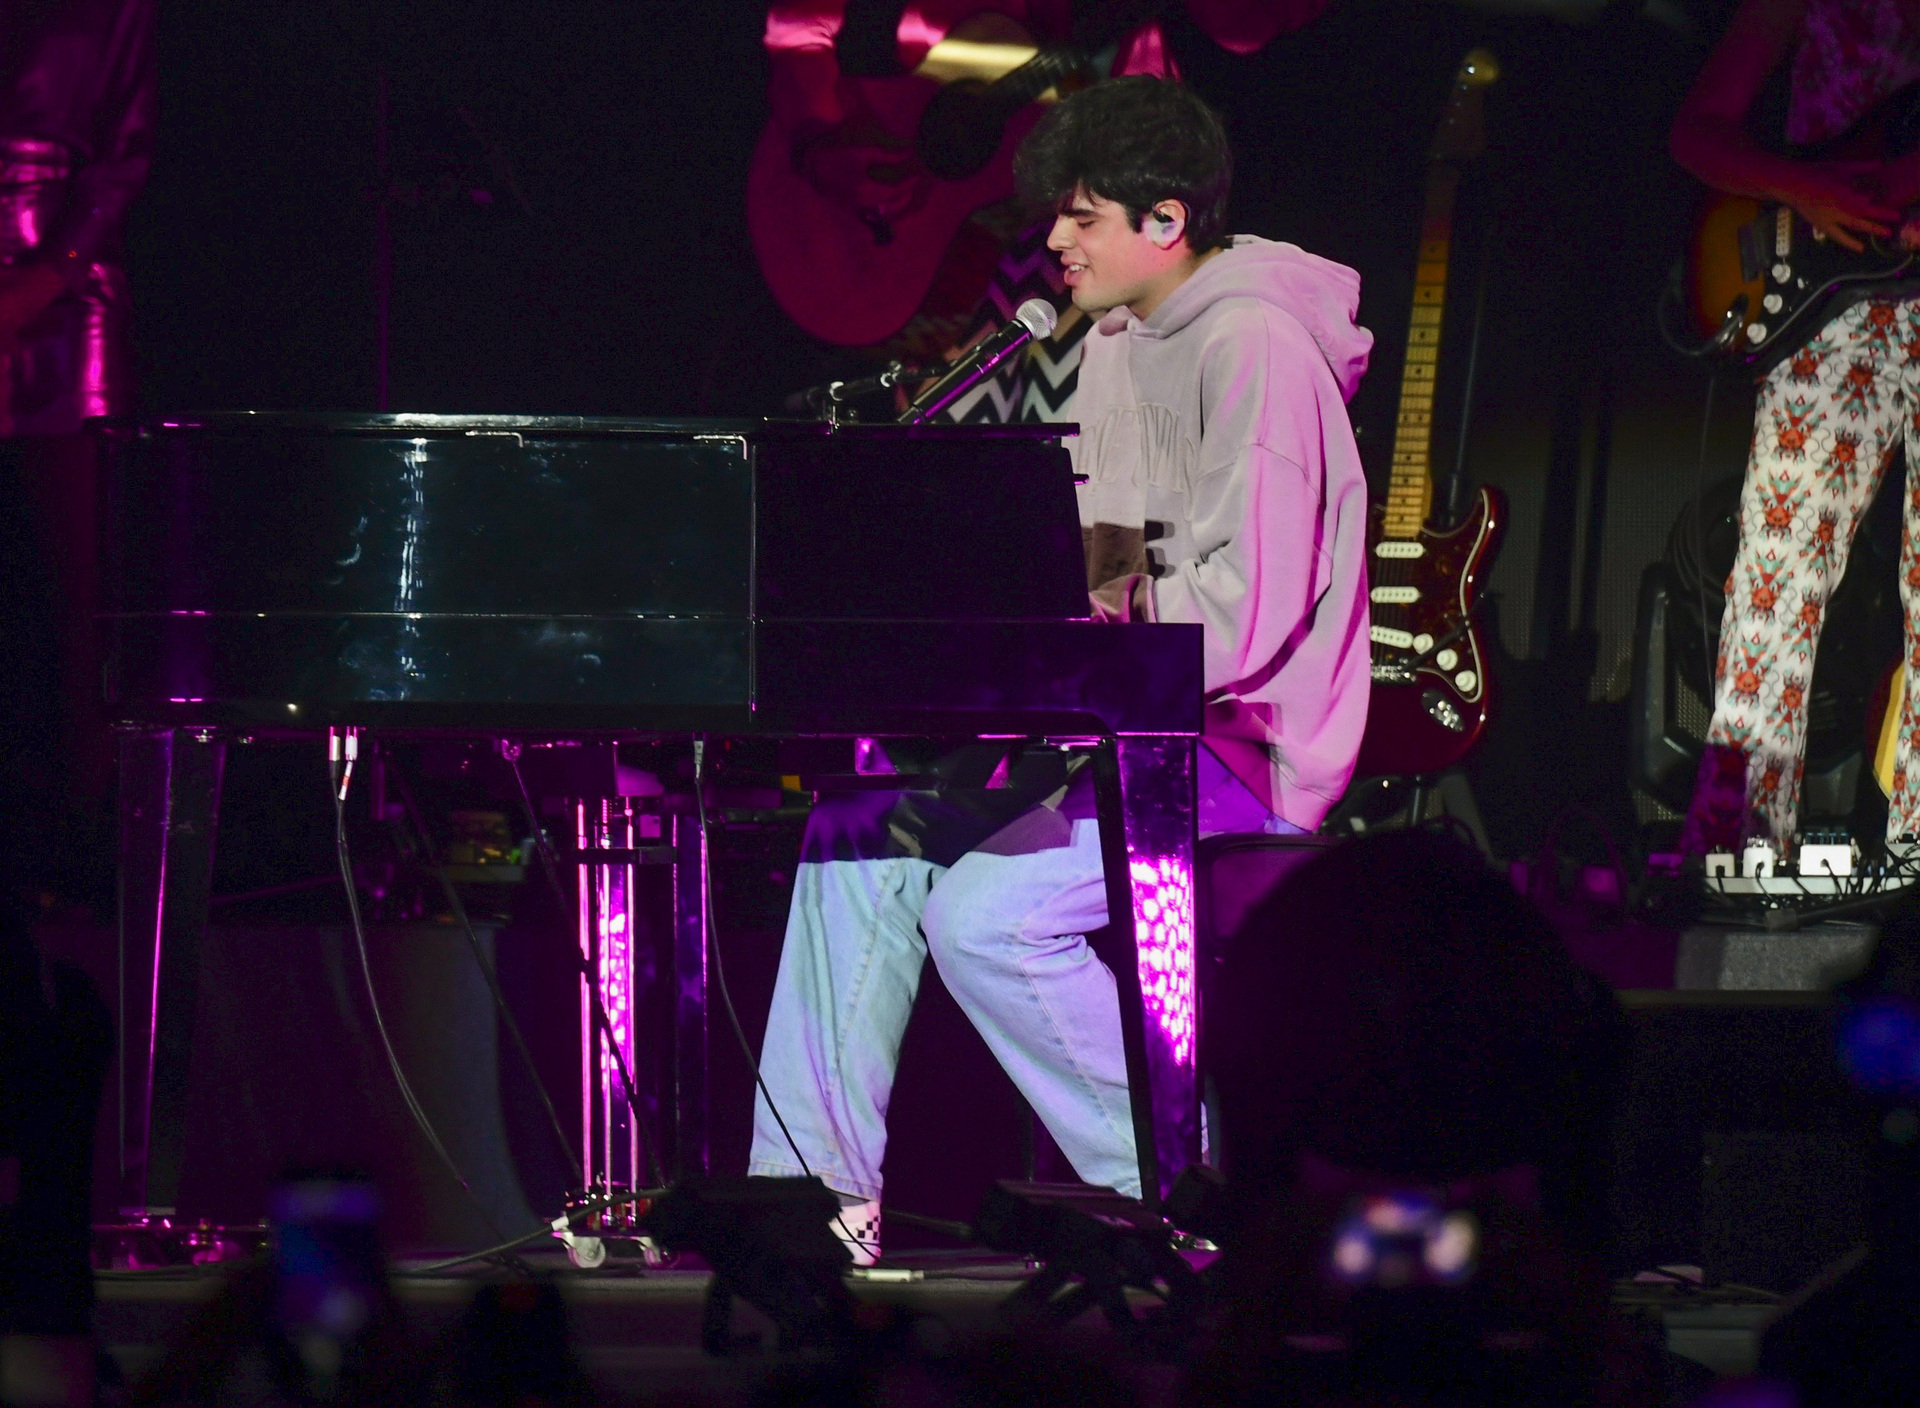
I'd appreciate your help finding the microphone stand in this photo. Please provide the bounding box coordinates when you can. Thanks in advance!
[800,361,938,425]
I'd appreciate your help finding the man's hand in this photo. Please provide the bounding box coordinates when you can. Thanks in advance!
[0,263,67,355]
[1774,160,1899,252]
[1089,574,1152,623]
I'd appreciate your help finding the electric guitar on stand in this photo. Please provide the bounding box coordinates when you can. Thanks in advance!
[1353,49,1507,781]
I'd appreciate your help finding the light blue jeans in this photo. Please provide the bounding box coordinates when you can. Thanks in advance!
[748,747,1297,1202]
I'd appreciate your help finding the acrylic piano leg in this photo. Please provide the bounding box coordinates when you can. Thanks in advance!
[671,809,708,1180]
[575,799,650,1212]
[1089,736,1197,1203]
[116,728,226,1217]
[565,784,701,1222]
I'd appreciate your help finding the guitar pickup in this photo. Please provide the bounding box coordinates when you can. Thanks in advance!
[1738,216,1768,283]
[1370,626,1415,649]
[1370,585,1420,604]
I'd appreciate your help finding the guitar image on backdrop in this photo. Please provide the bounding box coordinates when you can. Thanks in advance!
[749,1,1322,354]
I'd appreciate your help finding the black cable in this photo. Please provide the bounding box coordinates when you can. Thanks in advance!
[881,1208,973,1241]
[1692,373,1722,705]
[498,747,666,1190]
[383,756,583,1187]
[504,749,571,922]
[329,741,521,1250]
[394,1184,671,1276]
[690,738,802,1172]
[688,737,867,1254]
[505,740,867,1253]
[1657,262,1739,360]
[1761,881,1920,931]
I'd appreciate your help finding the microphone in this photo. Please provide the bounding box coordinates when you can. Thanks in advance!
[785,360,940,422]
[898,298,1059,424]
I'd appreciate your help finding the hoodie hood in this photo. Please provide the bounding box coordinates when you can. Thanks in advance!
[1098,235,1373,403]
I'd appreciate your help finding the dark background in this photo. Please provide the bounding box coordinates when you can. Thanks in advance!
[62,0,1853,1248]
[129,0,1770,857]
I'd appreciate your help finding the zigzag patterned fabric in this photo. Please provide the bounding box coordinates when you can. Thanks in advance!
[938,219,1088,425]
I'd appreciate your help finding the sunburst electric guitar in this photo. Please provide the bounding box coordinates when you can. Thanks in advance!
[1684,84,1920,374]
[1353,49,1507,781]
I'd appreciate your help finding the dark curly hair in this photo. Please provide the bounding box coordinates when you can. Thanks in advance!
[1013,76,1233,252]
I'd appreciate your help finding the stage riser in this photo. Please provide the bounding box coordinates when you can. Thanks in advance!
[1612,1000,1866,1291]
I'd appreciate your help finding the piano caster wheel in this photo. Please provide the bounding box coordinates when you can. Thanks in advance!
[566,1235,607,1270]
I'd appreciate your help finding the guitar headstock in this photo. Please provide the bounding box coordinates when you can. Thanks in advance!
[1428,48,1500,164]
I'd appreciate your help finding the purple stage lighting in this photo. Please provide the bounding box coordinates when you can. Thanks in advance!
[1836,996,1920,1098]
[578,800,643,1201]
[1130,855,1195,1068]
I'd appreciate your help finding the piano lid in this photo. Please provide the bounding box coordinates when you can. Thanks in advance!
[95,411,1197,736]
[96,412,1078,440]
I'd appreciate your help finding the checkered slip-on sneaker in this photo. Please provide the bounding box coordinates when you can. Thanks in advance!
[833,1199,882,1268]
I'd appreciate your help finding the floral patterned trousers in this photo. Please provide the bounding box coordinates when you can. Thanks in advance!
[1685,296,1920,853]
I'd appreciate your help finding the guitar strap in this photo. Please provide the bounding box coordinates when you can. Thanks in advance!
[837,0,909,77]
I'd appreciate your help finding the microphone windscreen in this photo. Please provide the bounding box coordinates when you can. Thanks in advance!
[1013,298,1058,340]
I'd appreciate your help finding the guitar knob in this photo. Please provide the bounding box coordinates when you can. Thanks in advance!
[1746,322,1768,344]
[1762,293,1783,314]
[1770,262,1791,283]
[1412,632,1435,654]
[1421,688,1465,733]
[1435,648,1459,671]
[1454,669,1478,693]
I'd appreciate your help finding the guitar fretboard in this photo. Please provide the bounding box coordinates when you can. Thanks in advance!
[1383,166,1460,541]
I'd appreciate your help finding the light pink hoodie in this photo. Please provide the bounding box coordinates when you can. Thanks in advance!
[1069,235,1373,829]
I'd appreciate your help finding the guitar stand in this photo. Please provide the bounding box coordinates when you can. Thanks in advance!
[1337,769,1491,854]
[1405,769,1492,851]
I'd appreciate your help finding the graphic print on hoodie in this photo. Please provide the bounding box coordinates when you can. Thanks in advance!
[1069,235,1374,830]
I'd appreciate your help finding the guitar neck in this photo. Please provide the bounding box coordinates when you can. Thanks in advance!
[1383,164,1461,541]
[986,0,1177,112]
[990,46,1084,111]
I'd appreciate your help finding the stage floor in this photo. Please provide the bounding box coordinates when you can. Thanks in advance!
[91,1248,1777,1404]
[97,1250,1084,1406]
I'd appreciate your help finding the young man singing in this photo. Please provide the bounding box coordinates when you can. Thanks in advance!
[747,76,1372,1263]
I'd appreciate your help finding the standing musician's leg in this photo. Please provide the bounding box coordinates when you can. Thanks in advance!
[1686,301,1905,855]
[747,791,940,1204]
